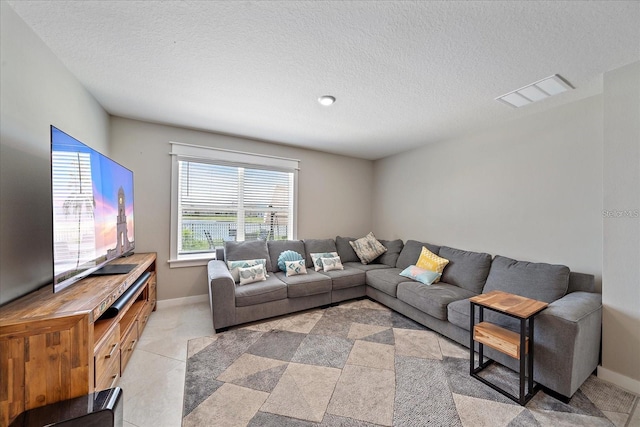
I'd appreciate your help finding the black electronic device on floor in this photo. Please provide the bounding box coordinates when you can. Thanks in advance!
[9,387,123,427]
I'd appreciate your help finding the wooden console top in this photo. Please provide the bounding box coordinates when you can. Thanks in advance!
[0,253,156,325]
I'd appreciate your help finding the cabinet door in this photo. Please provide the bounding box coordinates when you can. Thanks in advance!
[0,314,91,427]
[95,357,120,392]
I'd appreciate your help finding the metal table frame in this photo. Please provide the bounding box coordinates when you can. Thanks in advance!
[469,301,541,405]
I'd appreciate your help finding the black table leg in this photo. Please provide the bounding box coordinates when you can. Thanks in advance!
[469,302,475,374]
[528,316,535,395]
[520,318,526,404]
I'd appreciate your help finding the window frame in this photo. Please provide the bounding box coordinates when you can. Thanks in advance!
[168,142,299,268]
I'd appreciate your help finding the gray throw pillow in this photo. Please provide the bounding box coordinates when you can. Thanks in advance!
[349,232,387,264]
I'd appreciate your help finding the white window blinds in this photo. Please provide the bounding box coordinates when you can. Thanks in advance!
[170,143,298,260]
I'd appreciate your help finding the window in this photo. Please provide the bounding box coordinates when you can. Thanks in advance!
[169,143,298,267]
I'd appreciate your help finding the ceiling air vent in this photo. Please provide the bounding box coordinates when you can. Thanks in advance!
[496,74,573,108]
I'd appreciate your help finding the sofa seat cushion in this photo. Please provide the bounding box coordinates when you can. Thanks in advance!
[397,281,476,321]
[438,246,492,294]
[344,261,391,272]
[447,298,520,332]
[366,268,405,297]
[275,271,332,298]
[235,276,287,307]
[484,255,570,303]
[319,266,365,290]
[396,240,442,270]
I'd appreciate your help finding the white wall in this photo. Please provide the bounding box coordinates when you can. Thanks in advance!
[0,2,109,305]
[109,117,374,300]
[373,95,604,286]
[600,61,640,392]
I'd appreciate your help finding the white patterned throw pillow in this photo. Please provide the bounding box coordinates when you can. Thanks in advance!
[285,259,307,277]
[310,252,339,271]
[322,256,344,272]
[227,259,267,283]
[349,232,387,264]
[238,264,267,286]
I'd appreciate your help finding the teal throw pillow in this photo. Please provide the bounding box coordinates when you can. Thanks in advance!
[277,250,304,271]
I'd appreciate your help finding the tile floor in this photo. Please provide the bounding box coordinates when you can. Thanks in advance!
[119,299,213,427]
[119,299,640,427]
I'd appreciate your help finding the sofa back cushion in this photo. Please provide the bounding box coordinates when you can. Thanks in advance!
[396,240,441,270]
[303,239,337,268]
[335,236,359,263]
[439,246,492,294]
[225,240,272,272]
[483,255,570,303]
[568,272,596,293]
[267,240,306,272]
[377,239,404,267]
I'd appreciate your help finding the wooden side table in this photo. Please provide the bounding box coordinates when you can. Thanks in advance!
[469,290,548,405]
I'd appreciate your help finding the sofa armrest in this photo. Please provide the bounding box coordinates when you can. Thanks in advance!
[542,291,602,322]
[534,291,602,397]
[207,260,236,331]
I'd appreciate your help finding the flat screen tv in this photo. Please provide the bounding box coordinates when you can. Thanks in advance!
[51,126,135,293]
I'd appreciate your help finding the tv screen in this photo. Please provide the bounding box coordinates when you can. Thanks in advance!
[51,126,135,292]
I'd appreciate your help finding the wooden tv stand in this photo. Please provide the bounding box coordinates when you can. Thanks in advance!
[0,253,157,427]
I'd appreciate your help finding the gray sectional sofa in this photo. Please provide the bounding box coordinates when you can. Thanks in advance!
[207,237,602,399]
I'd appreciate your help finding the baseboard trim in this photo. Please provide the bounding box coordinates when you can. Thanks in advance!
[156,294,208,309]
[597,365,640,395]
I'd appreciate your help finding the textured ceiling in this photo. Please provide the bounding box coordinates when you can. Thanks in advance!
[7,1,640,160]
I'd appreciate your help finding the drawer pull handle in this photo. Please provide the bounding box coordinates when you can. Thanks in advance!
[105,343,118,359]
[128,339,137,351]
[109,373,119,388]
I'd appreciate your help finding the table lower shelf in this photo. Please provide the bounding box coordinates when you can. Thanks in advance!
[473,322,529,359]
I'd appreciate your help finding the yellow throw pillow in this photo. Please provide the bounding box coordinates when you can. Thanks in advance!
[416,247,449,283]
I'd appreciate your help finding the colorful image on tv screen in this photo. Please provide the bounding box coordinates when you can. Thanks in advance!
[51,126,134,289]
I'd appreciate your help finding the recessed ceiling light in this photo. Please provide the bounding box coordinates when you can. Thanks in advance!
[496,74,573,108]
[318,95,336,106]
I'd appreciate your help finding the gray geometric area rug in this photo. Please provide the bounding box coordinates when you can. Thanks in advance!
[183,299,638,427]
